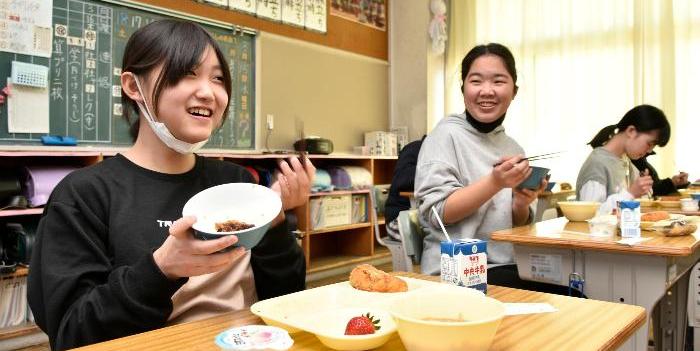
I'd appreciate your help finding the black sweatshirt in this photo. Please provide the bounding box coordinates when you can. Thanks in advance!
[384,137,424,224]
[27,155,305,350]
[631,156,688,196]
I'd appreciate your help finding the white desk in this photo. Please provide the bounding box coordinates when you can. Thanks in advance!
[491,217,700,351]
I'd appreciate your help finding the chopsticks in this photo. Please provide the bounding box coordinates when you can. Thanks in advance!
[493,151,563,167]
[641,169,653,199]
[297,119,308,165]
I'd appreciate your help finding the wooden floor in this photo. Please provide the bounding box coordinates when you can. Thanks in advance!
[12,260,401,351]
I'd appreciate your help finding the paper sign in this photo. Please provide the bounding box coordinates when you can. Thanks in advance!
[0,0,53,57]
[7,78,49,133]
[528,254,562,284]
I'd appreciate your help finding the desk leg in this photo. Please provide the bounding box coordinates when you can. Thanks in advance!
[583,252,667,351]
[584,252,697,351]
[653,274,689,351]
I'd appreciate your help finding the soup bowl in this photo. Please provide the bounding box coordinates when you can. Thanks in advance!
[390,286,504,351]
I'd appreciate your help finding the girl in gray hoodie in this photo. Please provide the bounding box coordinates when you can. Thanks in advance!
[415,44,546,285]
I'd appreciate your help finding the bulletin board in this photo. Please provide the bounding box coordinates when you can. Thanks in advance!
[0,0,256,149]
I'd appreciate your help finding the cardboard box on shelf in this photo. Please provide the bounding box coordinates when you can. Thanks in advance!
[351,194,368,223]
[390,126,408,152]
[310,195,352,230]
[364,131,398,156]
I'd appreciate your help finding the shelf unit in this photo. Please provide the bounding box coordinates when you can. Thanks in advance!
[221,153,397,270]
[0,148,397,272]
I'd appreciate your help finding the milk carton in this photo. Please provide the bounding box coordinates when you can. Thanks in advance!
[619,200,641,238]
[440,239,488,293]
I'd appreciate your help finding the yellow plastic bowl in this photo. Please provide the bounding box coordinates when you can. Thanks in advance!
[557,201,600,222]
[390,286,504,351]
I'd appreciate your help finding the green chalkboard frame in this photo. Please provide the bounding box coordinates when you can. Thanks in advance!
[0,0,256,149]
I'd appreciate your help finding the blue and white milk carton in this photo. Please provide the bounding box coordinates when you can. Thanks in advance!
[440,239,488,293]
[619,200,641,238]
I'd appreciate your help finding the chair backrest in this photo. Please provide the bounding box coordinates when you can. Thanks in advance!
[370,185,391,246]
[369,185,413,271]
[397,209,424,264]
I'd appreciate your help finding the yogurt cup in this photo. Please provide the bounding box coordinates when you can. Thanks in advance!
[680,198,699,212]
[215,325,293,350]
[588,215,618,237]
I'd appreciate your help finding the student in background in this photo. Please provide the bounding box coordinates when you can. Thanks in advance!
[631,151,689,196]
[28,20,314,350]
[383,136,425,240]
[576,104,670,212]
[414,43,555,292]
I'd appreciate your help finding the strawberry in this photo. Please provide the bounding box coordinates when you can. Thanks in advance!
[344,313,381,335]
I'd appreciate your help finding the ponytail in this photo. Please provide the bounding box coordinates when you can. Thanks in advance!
[588,125,617,148]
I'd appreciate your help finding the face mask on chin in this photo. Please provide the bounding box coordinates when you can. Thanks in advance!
[133,76,208,154]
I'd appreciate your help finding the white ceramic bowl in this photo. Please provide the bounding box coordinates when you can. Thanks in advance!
[390,286,504,351]
[558,201,600,222]
[182,183,281,250]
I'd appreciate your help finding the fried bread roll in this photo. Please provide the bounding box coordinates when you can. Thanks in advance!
[664,223,697,237]
[349,264,408,293]
[641,211,670,222]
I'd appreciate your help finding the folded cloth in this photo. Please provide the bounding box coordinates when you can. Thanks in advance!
[311,169,334,192]
[327,167,352,190]
[340,166,372,190]
[23,166,78,207]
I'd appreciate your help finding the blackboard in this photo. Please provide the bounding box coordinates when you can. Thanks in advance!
[0,0,255,149]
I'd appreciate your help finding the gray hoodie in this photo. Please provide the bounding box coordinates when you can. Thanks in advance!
[415,112,533,275]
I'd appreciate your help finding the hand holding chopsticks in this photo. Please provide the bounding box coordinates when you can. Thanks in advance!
[629,169,654,199]
[490,155,532,189]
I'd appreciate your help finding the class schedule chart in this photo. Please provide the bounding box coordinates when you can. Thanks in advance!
[51,0,114,144]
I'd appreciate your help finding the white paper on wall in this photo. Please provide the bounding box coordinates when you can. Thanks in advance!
[8,78,50,133]
[257,0,282,21]
[0,0,53,57]
[229,0,257,14]
[304,0,326,33]
[282,0,304,27]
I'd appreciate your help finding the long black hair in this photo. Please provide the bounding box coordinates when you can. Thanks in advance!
[121,19,232,141]
[588,104,671,148]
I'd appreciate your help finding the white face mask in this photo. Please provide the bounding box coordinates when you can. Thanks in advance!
[133,76,208,154]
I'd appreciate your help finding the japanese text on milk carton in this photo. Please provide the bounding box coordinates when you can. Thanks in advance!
[440,239,487,293]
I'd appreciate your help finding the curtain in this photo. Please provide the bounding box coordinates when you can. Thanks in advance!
[446,0,698,186]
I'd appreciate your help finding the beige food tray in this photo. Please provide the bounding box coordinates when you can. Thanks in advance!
[250,277,473,333]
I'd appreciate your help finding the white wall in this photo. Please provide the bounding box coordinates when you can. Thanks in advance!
[389,1,445,142]
[256,33,389,153]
